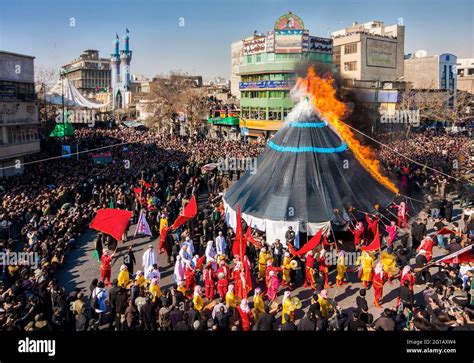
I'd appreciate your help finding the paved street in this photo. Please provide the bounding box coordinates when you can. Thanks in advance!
[55,194,465,325]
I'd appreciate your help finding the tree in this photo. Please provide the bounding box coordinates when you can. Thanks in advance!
[143,72,210,135]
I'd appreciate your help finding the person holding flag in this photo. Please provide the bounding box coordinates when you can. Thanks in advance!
[281,252,292,289]
[100,249,115,286]
[303,251,315,288]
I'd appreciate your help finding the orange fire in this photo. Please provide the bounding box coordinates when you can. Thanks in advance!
[297,67,399,194]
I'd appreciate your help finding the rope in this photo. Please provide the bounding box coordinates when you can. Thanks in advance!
[337,119,464,182]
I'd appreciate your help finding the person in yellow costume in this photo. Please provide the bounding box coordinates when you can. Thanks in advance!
[117,264,130,288]
[317,290,332,318]
[281,252,292,288]
[380,246,398,284]
[148,277,162,303]
[159,214,168,234]
[257,247,271,281]
[356,250,375,288]
[177,281,187,296]
[134,270,146,287]
[281,291,297,323]
[193,285,205,317]
[335,251,347,286]
[252,287,265,323]
[225,284,237,309]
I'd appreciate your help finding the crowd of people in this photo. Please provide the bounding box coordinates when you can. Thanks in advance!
[0,125,473,332]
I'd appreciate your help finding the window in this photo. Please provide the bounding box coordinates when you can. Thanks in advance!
[268,108,282,121]
[344,43,357,54]
[344,61,357,71]
[246,55,252,64]
[256,54,262,63]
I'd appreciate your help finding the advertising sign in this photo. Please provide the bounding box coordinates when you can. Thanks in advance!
[266,31,275,52]
[243,37,266,55]
[239,80,294,90]
[366,38,397,68]
[307,36,333,54]
[274,29,303,53]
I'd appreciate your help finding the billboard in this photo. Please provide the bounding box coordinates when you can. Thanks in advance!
[0,53,35,83]
[243,37,266,55]
[274,29,303,54]
[266,31,275,53]
[307,36,333,54]
[366,38,397,68]
[239,80,294,90]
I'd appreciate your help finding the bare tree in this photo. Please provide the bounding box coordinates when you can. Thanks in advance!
[144,72,209,135]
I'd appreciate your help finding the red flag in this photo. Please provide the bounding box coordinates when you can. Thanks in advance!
[436,227,456,235]
[361,225,381,252]
[133,187,143,196]
[172,195,198,229]
[232,205,246,257]
[437,245,473,264]
[288,228,323,256]
[287,242,298,256]
[140,179,151,189]
[158,226,170,253]
[90,209,132,242]
[195,255,206,270]
[245,226,261,249]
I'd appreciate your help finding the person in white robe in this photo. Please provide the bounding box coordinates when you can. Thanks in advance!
[215,231,226,256]
[142,245,157,273]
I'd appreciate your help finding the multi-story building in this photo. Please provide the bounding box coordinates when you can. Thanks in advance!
[331,21,405,83]
[231,12,334,137]
[404,53,457,94]
[61,49,111,96]
[0,51,40,177]
[457,58,474,94]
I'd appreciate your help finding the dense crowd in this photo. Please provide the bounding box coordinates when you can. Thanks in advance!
[0,126,473,332]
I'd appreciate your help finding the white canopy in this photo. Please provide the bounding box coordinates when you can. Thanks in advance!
[45,78,109,109]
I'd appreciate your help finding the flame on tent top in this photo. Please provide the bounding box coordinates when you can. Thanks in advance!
[297,66,399,194]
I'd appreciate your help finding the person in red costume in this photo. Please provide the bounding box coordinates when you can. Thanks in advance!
[236,298,253,331]
[217,259,230,281]
[365,213,379,243]
[372,262,388,308]
[399,265,415,290]
[233,261,245,299]
[317,248,331,288]
[100,249,115,286]
[265,259,281,291]
[184,261,196,291]
[266,270,279,302]
[349,222,365,247]
[416,236,434,263]
[217,271,229,299]
[203,262,216,301]
[391,202,408,228]
[303,251,315,287]
[243,255,253,296]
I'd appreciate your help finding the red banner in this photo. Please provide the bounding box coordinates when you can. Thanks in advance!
[232,205,247,257]
[90,209,132,242]
[361,225,381,252]
[172,195,198,229]
[288,228,323,256]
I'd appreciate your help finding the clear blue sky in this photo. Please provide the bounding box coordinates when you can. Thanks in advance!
[0,0,472,80]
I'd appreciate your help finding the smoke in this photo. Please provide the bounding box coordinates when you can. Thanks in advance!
[285,85,326,124]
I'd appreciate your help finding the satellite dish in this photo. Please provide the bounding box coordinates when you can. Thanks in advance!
[414,50,427,58]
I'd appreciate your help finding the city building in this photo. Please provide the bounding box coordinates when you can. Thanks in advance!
[0,51,40,177]
[61,49,111,96]
[111,29,133,110]
[231,12,334,137]
[331,21,405,83]
[457,58,474,94]
[404,53,457,95]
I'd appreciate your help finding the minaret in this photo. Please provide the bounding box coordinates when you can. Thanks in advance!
[120,28,132,92]
[111,33,121,109]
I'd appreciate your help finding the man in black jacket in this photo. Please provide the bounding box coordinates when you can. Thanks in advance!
[411,219,427,250]
[114,287,128,331]
[215,306,232,331]
[281,314,296,331]
[297,311,316,331]
[108,279,120,330]
[123,246,136,274]
[399,279,414,310]
[255,305,276,331]
[140,297,156,331]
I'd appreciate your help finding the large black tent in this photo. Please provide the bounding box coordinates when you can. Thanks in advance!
[223,100,395,243]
